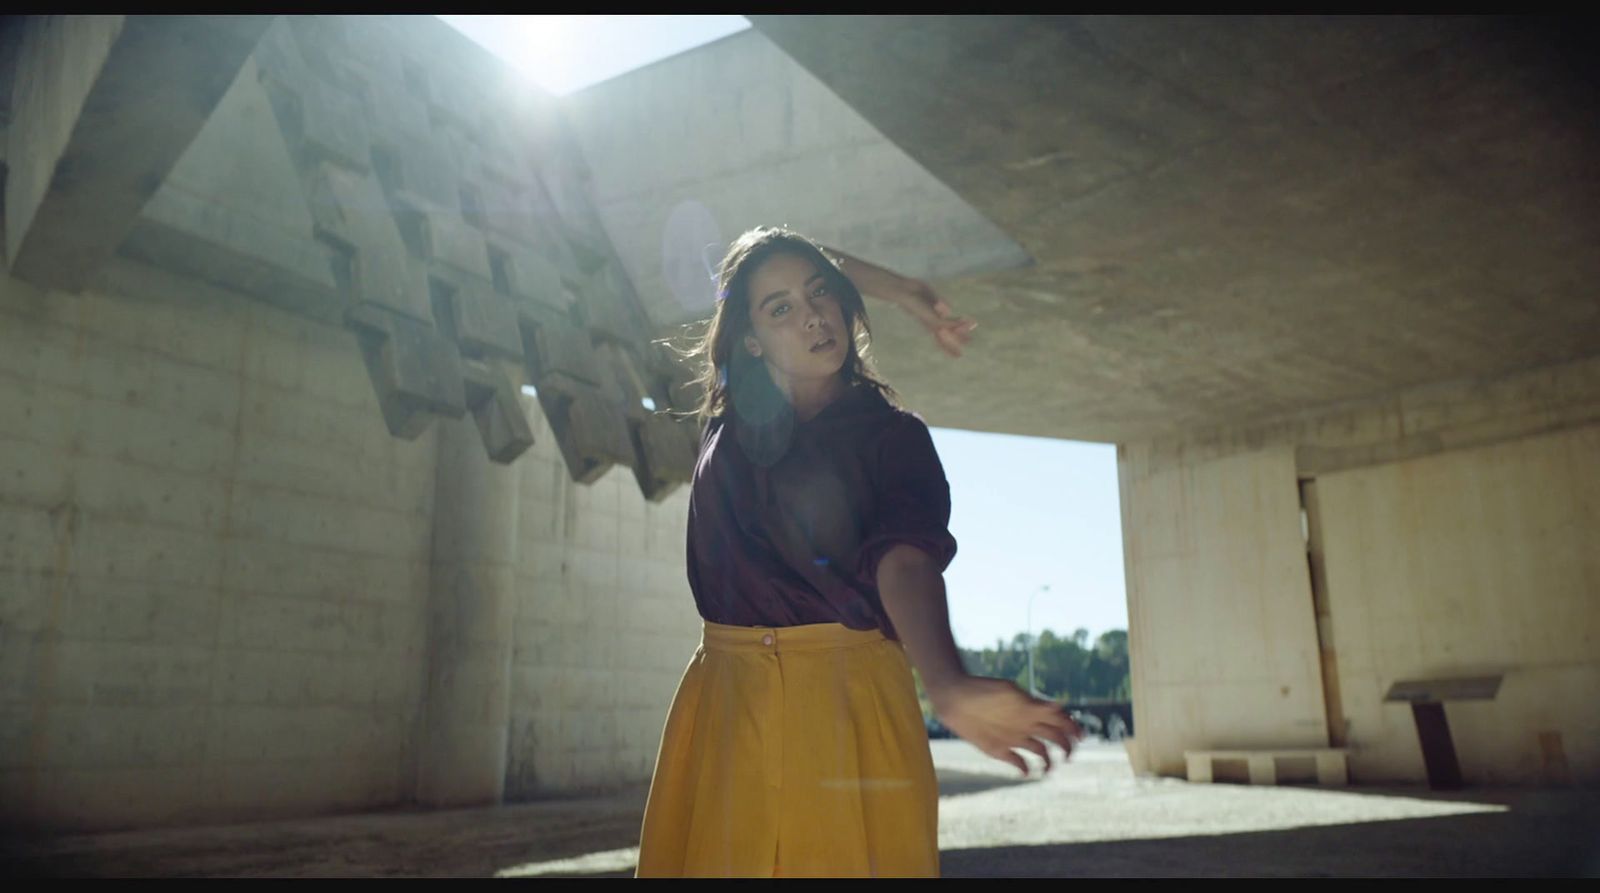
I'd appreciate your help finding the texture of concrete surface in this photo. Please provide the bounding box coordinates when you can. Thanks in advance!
[0,257,700,832]
[746,16,1600,443]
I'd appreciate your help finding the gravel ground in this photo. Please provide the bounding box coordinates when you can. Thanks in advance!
[4,739,1596,877]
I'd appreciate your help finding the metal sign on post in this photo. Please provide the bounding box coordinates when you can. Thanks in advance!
[1383,675,1504,790]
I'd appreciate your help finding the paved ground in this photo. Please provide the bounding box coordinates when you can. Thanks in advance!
[4,740,1597,877]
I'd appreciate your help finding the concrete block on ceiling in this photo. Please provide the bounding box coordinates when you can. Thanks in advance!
[487,238,567,313]
[373,139,459,212]
[113,52,346,318]
[5,16,272,291]
[425,71,485,135]
[474,183,546,246]
[283,16,352,83]
[293,81,372,173]
[476,118,535,190]
[578,263,644,345]
[447,282,524,362]
[410,200,495,282]
[560,222,612,278]
[255,31,370,174]
[460,357,535,464]
[519,308,603,396]
[538,384,636,484]
[308,163,431,322]
[119,196,345,322]
[345,303,467,438]
[630,412,698,502]
[325,13,392,74]
[362,73,433,145]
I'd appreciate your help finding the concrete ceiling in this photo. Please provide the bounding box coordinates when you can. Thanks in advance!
[747,16,1600,442]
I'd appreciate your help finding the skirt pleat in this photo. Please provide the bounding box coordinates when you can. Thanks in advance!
[635,620,940,878]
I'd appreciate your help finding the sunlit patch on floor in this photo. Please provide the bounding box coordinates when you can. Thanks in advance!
[931,740,1517,851]
[495,846,640,878]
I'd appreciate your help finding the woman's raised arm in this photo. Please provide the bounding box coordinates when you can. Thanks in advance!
[827,248,979,359]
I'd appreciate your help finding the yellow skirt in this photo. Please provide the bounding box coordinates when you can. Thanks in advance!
[635,619,940,878]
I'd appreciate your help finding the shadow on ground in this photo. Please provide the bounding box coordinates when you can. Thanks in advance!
[935,806,1600,878]
[4,778,1596,877]
[936,769,1033,799]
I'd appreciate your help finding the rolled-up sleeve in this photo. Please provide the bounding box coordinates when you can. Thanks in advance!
[854,414,958,587]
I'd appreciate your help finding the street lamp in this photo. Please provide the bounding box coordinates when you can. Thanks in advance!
[1027,584,1049,697]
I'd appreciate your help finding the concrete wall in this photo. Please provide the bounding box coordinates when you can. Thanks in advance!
[1317,423,1600,786]
[1121,355,1600,785]
[506,413,698,798]
[0,260,433,830]
[0,257,699,832]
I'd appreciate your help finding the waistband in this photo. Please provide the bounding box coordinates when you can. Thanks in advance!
[700,619,890,654]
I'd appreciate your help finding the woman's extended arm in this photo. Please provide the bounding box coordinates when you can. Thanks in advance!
[876,544,1084,777]
[827,248,978,358]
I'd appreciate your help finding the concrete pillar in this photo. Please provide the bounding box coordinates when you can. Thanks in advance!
[416,414,521,807]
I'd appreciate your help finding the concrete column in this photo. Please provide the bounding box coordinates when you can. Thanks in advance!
[416,415,520,807]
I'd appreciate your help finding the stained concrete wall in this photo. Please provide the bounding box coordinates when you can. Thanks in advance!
[1121,355,1600,785]
[0,256,698,832]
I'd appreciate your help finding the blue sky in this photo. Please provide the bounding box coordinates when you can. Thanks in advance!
[438,15,1129,649]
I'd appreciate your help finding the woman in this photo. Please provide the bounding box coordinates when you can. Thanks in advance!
[635,227,1083,878]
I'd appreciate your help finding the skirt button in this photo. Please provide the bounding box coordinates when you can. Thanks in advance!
[761,634,774,646]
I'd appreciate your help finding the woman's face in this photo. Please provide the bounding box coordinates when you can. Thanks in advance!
[742,252,848,383]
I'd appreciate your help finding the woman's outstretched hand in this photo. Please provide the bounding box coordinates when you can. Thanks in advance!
[891,278,979,359]
[829,249,978,358]
[928,675,1086,777]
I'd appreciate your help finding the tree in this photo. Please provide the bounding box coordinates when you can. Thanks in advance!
[943,628,1131,710]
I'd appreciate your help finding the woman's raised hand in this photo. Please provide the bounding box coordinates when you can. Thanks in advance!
[892,278,978,359]
[928,675,1086,777]
[829,249,978,358]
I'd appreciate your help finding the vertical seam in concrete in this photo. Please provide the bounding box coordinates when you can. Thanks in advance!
[497,440,523,801]
[414,421,447,804]
[199,306,251,795]
[1115,443,1150,775]
[24,484,78,820]
[21,291,90,818]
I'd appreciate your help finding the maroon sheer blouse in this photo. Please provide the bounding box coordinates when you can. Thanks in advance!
[685,382,958,642]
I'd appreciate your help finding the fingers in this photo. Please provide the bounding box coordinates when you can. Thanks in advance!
[1030,722,1076,758]
[1017,737,1052,775]
[904,288,976,334]
[988,745,1028,777]
[987,739,1059,778]
[1031,707,1082,757]
[935,322,976,358]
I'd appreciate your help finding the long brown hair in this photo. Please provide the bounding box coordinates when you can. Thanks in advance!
[667,226,899,425]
